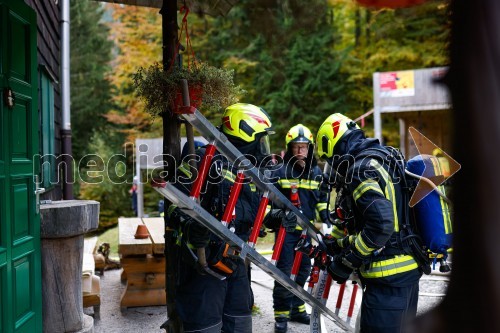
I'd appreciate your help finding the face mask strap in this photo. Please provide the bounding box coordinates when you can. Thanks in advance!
[259,134,271,156]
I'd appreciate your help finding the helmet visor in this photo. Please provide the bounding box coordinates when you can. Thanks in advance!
[259,134,271,156]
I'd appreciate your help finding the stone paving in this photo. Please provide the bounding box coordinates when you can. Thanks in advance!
[86,259,448,333]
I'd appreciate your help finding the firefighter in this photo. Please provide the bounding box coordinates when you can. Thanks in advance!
[170,103,274,333]
[265,124,329,333]
[317,113,423,333]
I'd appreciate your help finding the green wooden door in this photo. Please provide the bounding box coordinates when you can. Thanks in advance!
[0,1,42,332]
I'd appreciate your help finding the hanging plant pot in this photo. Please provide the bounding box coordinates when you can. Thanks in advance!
[356,0,427,8]
[172,84,203,113]
[133,62,244,118]
[134,7,245,118]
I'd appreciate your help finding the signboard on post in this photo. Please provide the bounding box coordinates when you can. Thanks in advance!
[372,67,451,157]
[379,70,415,97]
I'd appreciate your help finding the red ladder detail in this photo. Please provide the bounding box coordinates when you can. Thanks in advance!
[290,183,304,280]
[271,226,287,265]
[221,171,246,227]
[189,143,216,199]
[248,191,270,248]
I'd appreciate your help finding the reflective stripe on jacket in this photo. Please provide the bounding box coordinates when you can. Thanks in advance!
[346,148,420,280]
[273,158,328,224]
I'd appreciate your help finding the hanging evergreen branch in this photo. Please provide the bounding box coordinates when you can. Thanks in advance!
[133,62,245,118]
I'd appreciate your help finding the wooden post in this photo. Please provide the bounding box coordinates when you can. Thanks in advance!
[161,2,181,177]
[160,1,183,332]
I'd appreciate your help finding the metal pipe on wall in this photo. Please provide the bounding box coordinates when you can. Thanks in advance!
[372,72,383,143]
[61,0,73,199]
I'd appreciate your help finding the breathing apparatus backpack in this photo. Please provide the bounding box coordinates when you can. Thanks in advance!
[406,154,453,272]
[352,146,453,274]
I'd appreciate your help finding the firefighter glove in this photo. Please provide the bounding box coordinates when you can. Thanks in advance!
[343,247,364,269]
[323,235,342,256]
[327,255,352,284]
[263,209,285,230]
[185,219,210,249]
[339,235,355,250]
[282,210,298,232]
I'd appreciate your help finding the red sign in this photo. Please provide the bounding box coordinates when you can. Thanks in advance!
[379,71,415,97]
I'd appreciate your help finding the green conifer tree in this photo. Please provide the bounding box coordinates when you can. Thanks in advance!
[70,0,114,161]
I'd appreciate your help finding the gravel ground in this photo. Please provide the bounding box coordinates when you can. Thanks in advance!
[86,259,448,333]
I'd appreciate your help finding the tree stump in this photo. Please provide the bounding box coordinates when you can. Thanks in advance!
[40,200,99,333]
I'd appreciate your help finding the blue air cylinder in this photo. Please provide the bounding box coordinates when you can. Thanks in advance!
[406,155,452,256]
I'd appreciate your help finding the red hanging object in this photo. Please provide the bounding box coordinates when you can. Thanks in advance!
[171,6,204,113]
[356,0,427,8]
[173,84,203,113]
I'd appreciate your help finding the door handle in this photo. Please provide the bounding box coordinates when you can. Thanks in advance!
[34,175,46,214]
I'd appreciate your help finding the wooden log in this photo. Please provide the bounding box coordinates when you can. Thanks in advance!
[94,253,106,275]
[120,256,166,308]
[40,200,99,238]
[40,200,100,332]
[143,217,165,255]
[41,236,85,332]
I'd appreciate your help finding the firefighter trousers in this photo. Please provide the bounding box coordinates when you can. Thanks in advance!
[272,230,311,318]
[360,281,419,333]
[176,257,253,332]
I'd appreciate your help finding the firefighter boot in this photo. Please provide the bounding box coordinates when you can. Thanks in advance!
[290,311,310,325]
[274,317,288,333]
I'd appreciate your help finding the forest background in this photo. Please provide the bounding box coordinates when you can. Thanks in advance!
[70,0,449,228]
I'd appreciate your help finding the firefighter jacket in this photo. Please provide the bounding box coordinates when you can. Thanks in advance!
[172,148,262,245]
[273,152,328,225]
[334,138,421,286]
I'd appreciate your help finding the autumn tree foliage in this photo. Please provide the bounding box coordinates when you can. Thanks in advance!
[189,0,449,147]
[331,0,450,143]
[70,1,133,224]
[72,0,450,225]
[105,4,164,143]
[188,0,348,150]
[101,0,450,150]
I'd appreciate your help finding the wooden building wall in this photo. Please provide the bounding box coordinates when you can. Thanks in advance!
[26,0,63,200]
[377,68,450,111]
[394,109,452,159]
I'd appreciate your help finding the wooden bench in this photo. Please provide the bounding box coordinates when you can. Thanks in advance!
[118,217,166,309]
[83,236,101,318]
